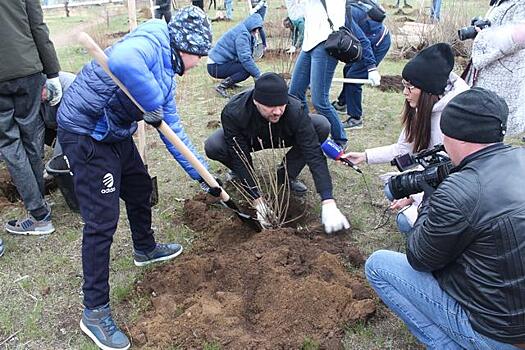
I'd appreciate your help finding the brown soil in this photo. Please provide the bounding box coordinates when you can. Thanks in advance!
[378,75,403,93]
[128,194,376,349]
[0,167,20,203]
[206,120,221,129]
[0,165,58,204]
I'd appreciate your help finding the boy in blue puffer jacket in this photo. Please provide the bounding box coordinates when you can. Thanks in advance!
[207,13,263,98]
[57,6,212,350]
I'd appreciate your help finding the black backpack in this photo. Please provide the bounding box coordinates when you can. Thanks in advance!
[348,0,386,23]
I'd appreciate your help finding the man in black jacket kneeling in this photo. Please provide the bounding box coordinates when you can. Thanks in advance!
[205,72,349,233]
[365,87,525,349]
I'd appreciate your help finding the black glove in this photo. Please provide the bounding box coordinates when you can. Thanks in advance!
[143,107,163,128]
[199,178,223,197]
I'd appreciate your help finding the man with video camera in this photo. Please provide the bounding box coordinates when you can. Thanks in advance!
[365,87,525,349]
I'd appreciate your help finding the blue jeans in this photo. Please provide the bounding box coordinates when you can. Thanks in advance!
[256,6,267,47]
[337,33,391,119]
[289,43,347,146]
[431,0,442,20]
[384,183,413,234]
[225,0,233,19]
[365,250,520,350]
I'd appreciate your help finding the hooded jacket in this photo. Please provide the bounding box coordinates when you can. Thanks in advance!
[208,14,263,78]
[347,2,390,70]
[57,19,207,180]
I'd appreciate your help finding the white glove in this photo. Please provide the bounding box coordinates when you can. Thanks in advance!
[46,77,63,106]
[321,200,350,234]
[286,46,296,54]
[249,8,257,14]
[255,199,274,229]
[368,69,381,87]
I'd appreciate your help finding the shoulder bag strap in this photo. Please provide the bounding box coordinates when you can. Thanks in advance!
[319,0,334,30]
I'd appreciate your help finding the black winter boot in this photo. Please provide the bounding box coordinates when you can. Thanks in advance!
[215,77,234,98]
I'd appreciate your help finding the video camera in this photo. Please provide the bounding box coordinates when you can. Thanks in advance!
[387,144,453,200]
[458,16,491,41]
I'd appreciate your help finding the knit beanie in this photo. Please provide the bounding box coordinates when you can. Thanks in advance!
[440,87,508,143]
[168,6,212,56]
[253,73,289,106]
[402,43,454,95]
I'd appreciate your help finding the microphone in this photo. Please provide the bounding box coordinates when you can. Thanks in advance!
[321,139,362,174]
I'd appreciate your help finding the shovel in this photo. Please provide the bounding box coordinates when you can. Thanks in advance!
[77,32,262,232]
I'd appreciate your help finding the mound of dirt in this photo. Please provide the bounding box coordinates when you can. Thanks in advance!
[129,194,376,349]
[377,75,403,93]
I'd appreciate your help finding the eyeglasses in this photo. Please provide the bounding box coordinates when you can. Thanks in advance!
[402,80,415,92]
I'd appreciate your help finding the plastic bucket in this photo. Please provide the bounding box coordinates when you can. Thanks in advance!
[45,154,80,212]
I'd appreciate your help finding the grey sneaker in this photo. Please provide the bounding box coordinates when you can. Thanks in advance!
[133,243,183,267]
[80,304,130,350]
[342,117,363,130]
[331,100,346,114]
[0,237,4,257]
[5,211,55,235]
[290,179,308,196]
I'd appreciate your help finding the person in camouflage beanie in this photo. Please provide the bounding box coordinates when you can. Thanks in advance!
[56,6,214,350]
[168,5,212,75]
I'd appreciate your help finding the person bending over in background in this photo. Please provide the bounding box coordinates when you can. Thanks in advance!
[366,87,525,350]
[207,13,263,98]
[464,0,525,137]
[283,0,305,54]
[0,0,62,236]
[344,43,468,234]
[332,0,391,129]
[205,73,349,233]
[289,0,347,149]
[57,7,213,350]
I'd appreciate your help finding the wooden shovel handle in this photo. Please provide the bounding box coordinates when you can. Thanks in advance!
[77,31,230,201]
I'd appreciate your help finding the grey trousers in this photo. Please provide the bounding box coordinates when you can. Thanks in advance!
[0,73,47,216]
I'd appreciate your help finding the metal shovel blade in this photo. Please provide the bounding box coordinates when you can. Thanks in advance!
[221,199,262,232]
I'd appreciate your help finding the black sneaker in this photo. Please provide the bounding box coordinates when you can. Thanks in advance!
[215,85,229,98]
[331,100,346,114]
[133,243,183,267]
[342,117,363,130]
[290,179,308,196]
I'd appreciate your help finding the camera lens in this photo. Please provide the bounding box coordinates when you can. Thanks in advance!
[387,162,452,200]
[458,26,478,41]
[387,171,421,200]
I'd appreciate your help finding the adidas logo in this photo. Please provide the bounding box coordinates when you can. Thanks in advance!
[101,173,116,194]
